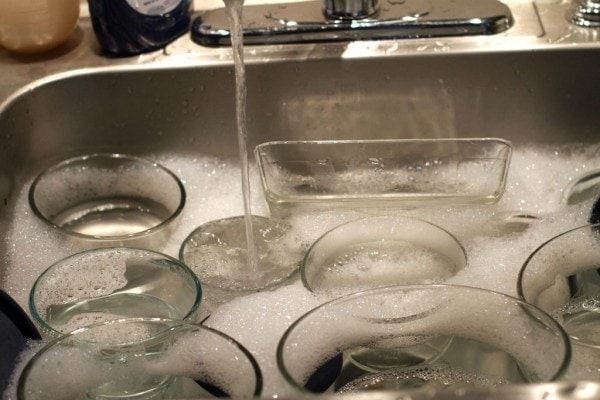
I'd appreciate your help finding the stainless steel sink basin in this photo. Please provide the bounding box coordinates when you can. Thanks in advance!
[1,1,600,398]
[1,47,599,173]
[0,2,597,179]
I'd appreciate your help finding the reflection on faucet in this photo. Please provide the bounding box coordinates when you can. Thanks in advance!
[192,0,513,47]
[325,0,379,19]
[568,0,600,26]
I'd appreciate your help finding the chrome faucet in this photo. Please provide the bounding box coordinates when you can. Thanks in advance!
[568,0,600,26]
[192,0,514,46]
[324,0,379,19]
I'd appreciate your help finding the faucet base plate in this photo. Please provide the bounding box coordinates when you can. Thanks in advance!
[192,0,513,47]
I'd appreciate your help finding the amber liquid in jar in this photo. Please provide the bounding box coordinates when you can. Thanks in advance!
[0,0,80,54]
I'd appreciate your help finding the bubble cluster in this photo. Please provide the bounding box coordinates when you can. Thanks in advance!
[559,296,600,316]
[304,243,458,299]
[337,365,508,393]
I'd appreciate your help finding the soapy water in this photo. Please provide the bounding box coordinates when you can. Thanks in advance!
[55,197,172,237]
[282,158,462,196]
[45,292,182,334]
[180,216,303,292]
[34,258,128,315]
[30,250,199,338]
[279,155,500,197]
[336,364,508,392]
[277,286,569,394]
[556,295,600,346]
[16,321,260,399]
[305,241,458,296]
[560,295,600,317]
[1,143,600,397]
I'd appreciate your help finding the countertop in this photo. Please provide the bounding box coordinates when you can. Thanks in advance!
[1,0,599,107]
[0,0,308,104]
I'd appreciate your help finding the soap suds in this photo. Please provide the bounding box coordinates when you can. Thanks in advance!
[2,143,600,397]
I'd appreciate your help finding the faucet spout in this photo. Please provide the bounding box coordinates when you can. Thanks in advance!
[324,0,379,20]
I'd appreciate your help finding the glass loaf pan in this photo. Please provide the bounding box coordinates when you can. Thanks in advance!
[255,138,512,215]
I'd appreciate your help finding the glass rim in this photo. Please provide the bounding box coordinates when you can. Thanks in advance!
[517,222,600,300]
[28,153,186,241]
[276,283,572,391]
[561,168,600,205]
[517,222,600,348]
[254,137,513,148]
[17,317,263,399]
[29,247,202,337]
[299,215,468,293]
[179,214,272,258]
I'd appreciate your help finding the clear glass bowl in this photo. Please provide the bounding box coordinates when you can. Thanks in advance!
[29,248,202,338]
[29,153,186,249]
[17,318,262,399]
[518,223,600,349]
[301,215,466,296]
[255,138,512,216]
[277,285,570,394]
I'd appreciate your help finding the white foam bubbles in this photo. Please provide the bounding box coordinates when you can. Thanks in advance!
[2,143,600,397]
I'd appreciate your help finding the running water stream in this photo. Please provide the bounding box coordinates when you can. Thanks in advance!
[225,0,259,274]
[177,8,299,296]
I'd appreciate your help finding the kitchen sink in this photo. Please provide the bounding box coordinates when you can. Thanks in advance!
[1,0,600,398]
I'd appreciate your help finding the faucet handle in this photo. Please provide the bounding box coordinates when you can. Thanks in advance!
[324,0,379,19]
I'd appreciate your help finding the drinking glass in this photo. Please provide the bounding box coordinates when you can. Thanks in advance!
[29,153,185,250]
[277,285,570,394]
[30,248,202,338]
[17,318,262,399]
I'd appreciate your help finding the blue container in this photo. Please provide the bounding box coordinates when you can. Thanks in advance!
[88,0,192,56]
